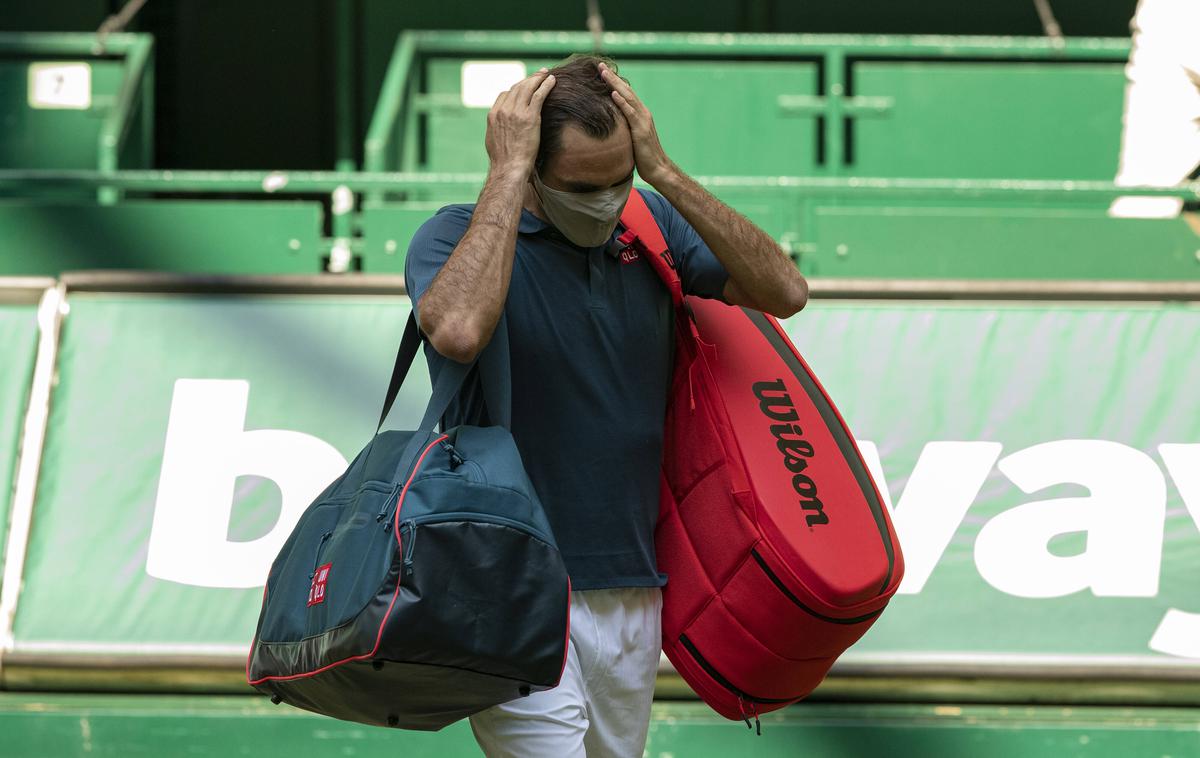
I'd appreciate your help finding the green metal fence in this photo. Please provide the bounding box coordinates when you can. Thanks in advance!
[1,32,1198,279]
[0,169,1197,278]
[0,34,154,190]
[1,274,1198,702]
[363,31,1134,181]
[356,31,1199,280]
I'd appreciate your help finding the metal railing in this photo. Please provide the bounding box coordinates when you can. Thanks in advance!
[362,30,1135,203]
[0,33,154,201]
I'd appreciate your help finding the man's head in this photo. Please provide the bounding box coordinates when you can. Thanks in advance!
[535,55,634,193]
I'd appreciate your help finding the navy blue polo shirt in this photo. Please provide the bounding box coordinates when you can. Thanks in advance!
[404,190,729,590]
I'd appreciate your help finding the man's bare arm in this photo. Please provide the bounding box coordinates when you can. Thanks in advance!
[600,63,808,318]
[416,71,556,363]
[650,168,808,317]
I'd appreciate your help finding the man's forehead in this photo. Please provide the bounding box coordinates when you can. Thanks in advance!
[546,122,635,188]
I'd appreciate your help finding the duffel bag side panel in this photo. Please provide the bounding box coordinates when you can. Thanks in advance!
[379,517,570,687]
[247,431,445,682]
[255,480,399,645]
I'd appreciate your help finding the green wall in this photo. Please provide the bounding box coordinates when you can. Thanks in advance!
[0,0,1141,171]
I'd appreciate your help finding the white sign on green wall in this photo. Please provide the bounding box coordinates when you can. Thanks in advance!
[9,294,1200,669]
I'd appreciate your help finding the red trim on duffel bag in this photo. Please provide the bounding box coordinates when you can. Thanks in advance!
[245,584,268,684]
[247,433,449,686]
[556,577,572,685]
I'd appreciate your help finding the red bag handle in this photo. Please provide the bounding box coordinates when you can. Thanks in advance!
[618,189,683,308]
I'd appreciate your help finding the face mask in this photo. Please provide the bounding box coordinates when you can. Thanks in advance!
[532,171,634,248]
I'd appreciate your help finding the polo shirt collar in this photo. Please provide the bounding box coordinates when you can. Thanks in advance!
[519,207,626,257]
[518,209,550,234]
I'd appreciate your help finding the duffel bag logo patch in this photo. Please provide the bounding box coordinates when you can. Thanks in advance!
[308,563,332,607]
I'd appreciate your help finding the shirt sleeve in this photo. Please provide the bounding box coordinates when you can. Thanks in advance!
[403,204,474,318]
[641,190,730,301]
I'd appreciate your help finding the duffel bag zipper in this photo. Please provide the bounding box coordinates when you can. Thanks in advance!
[406,511,552,546]
[440,440,465,469]
[750,549,883,625]
[376,483,403,532]
[391,510,554,580]
[439,440,488,484]
[399,520,418,577]
[379,433,449,531]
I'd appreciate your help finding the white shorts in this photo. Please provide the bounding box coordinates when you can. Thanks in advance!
[469,586,663,758]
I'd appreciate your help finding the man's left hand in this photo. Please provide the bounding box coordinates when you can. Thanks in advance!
[599,62,675,187]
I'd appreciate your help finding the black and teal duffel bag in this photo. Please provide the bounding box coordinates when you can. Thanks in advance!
[246,314,570,730]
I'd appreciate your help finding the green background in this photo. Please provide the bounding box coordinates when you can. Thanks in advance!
[9,295,1199,667]
[0,293,40,582]
[785,303,1200,660]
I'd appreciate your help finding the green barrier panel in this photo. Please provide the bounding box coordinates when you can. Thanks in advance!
[784,303,1200,667]
[2,695,1198,758]
[12,292,427,656]
[4,170,1198,280]
[419,57,819,180]
[368,32,1131,183]
[0,58,127,170]
[0,201,324,276]
[8,293,1200,680]
[0,288,42,578]
[853,62,1125,180]
[0,34,154,174]
[361,203,450,272]
[806,208,1200,279]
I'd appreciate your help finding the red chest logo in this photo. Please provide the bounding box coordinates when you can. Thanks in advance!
[308,563,331,606]
[619,246,641,265]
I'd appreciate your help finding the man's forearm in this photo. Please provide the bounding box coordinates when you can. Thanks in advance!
[416,168,527,363]
[650,166,808,317]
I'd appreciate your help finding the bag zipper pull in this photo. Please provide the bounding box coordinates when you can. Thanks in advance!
[401,520,417,576]
[377,485,402,529]
[440,440,464,469]
[738,696,752,731]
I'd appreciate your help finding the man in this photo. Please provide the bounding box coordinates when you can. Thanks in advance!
[405,55,808,757]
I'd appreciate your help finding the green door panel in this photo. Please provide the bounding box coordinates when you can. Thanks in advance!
[852,61,1127,179]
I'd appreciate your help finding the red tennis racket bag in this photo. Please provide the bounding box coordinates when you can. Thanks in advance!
[618,190,904,728]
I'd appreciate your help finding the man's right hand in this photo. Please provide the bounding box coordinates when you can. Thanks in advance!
[485,69,556,176]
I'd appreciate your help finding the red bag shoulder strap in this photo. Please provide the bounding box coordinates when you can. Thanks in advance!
[618,189,684,307]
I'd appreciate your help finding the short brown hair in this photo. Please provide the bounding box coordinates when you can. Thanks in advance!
[537,54,626,169]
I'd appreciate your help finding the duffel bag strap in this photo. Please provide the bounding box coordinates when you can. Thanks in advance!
[377,311,513,434]
[377,312,424,433]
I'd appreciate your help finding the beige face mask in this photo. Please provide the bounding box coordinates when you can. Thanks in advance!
[532,171,634,248]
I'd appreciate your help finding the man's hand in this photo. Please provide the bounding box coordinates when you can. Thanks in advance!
[599,62,808,319]
[419,70,554,364]
[599,62,675,187]
[485,69,556,177]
